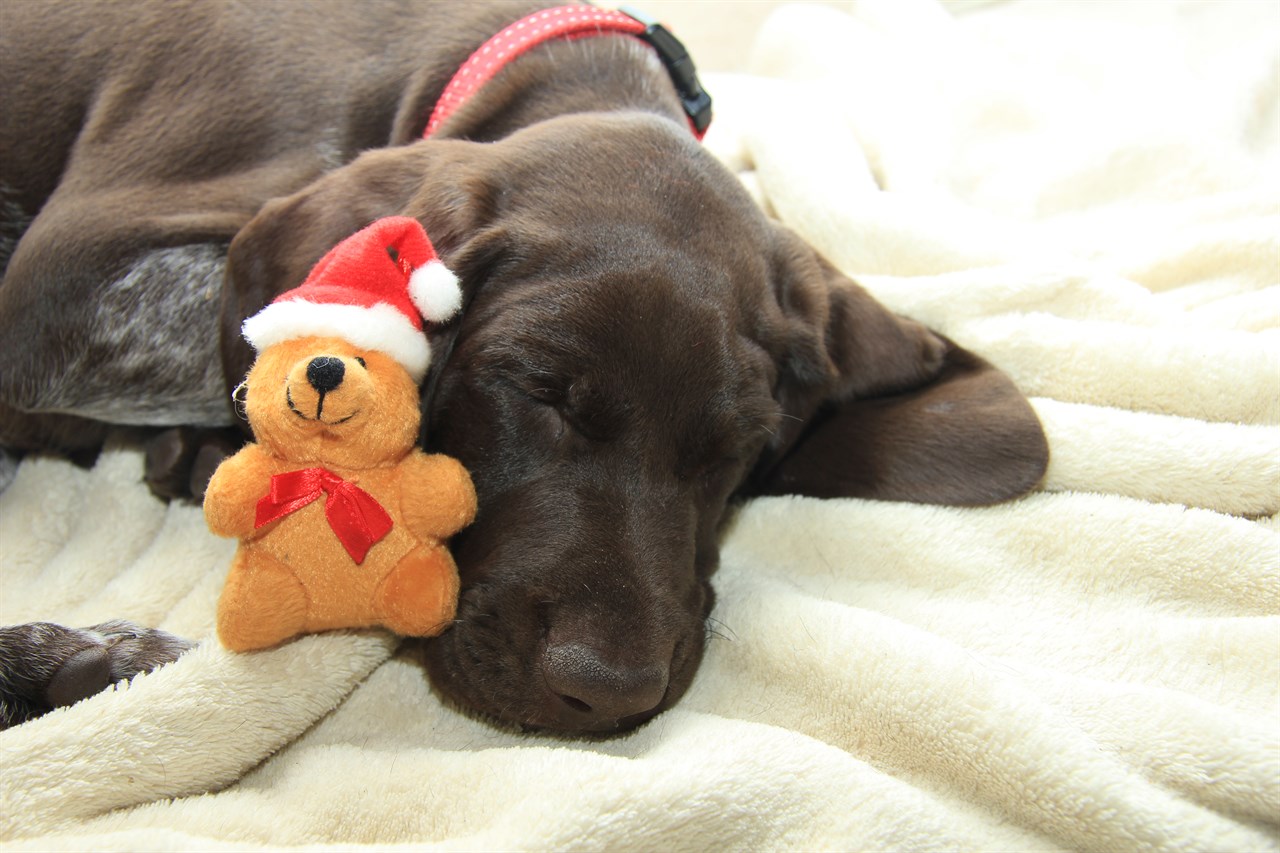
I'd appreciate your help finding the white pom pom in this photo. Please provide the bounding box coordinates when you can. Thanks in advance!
[408,261,462,322]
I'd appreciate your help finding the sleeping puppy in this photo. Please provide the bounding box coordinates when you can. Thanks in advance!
[0,0,1048,733]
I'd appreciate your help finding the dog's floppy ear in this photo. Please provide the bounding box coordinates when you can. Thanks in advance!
[221,141,493,388]
[748,227,1048,505]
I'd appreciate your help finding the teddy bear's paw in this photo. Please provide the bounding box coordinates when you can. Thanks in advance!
[0,620,194,729]
[376,547,461,637]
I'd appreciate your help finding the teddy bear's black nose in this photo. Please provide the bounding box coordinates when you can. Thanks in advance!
[306,357,345,393]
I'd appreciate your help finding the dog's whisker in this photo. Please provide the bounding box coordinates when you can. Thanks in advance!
[705,616,737,643]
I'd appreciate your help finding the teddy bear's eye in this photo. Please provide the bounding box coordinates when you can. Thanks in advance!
[355,357,366,368]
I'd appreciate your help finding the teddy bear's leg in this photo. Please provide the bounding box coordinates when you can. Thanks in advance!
[374,546,461,638]
[217,551,309,652]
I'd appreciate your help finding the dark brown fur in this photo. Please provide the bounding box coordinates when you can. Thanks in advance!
[0,0,1047,733]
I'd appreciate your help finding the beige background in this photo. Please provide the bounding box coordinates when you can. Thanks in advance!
[637,1,849,72]
[639,1,999,72]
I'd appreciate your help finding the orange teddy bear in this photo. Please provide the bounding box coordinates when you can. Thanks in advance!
[205,217,475,652]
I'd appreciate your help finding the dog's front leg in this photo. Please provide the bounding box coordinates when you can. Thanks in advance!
[0,195,248,441]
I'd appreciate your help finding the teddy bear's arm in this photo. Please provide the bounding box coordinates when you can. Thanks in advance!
[398,453,478,541]
[203,445,275,540]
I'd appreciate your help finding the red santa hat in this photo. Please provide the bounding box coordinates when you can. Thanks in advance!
[241,216,461,381]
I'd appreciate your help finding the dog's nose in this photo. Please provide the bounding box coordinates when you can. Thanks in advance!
[541,641,669,724]
[306,356,345,393]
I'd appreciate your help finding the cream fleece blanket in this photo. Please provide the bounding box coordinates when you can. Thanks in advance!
[2,1,1278,849]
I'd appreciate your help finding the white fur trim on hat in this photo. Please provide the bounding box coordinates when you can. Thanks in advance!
[242,300,432,381]
[408,261,462,323]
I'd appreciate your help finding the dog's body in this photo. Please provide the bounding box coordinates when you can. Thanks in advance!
[0,0,1048,733]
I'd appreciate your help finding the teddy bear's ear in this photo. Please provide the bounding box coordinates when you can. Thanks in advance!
[221,141,495,398]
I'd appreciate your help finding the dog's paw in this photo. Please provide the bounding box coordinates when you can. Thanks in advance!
[144,426,243,501]
[0,621,194,729]
[0,446,20,493]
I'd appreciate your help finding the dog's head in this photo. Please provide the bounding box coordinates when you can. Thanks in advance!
[225,114,1047,733]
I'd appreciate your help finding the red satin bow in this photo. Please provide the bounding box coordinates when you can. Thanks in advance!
[255,467,393,564]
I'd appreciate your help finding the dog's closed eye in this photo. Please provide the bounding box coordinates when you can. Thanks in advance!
[498,378,570,441]
[525,385,562,406]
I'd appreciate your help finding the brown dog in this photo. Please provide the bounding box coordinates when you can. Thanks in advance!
[0,0,1048,733]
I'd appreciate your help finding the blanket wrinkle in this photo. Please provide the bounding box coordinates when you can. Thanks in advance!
[2,1,1278,849]
[687,570,1271,852]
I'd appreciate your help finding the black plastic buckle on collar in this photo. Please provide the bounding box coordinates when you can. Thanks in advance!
[619,6,713,135]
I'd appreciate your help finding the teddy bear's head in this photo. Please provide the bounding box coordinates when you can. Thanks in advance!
[236,216,462,468]
[244,335,420,469]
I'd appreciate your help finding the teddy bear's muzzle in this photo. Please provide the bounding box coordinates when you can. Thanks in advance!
[285,355,371,425]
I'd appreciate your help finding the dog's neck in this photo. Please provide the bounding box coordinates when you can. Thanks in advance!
[413,24,690,144]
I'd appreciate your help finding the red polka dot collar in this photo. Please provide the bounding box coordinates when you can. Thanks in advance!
[423,5,712,141]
